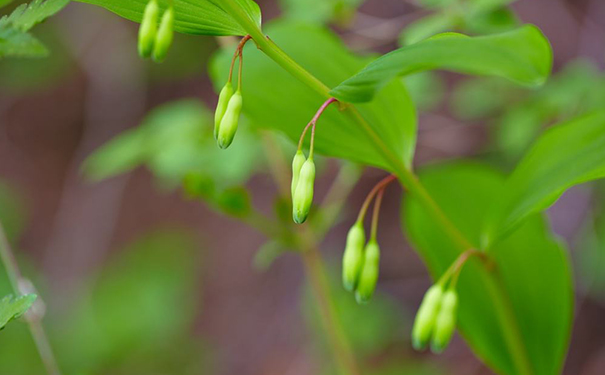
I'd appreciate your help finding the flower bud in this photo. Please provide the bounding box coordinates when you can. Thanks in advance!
[431,290,458,353]
[153,6,175,62]
[355,240,380,304]
[292,159,315,224]
[412,284,443,350]
[342,222,365,292]
[214,82,234,139]
[217,91,243,149]
[291,150,306,199]
[138,0,160,58]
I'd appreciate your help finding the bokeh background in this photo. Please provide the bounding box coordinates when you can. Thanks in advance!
[0,0,604,374]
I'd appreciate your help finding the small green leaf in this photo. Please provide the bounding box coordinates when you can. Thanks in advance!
[399,13,456,46]
[75,0,261,36]
[4,0,69,32]
[484,110,605,245]
[0,294,37,330]
[403,162,572,375]
[331,25,552,103]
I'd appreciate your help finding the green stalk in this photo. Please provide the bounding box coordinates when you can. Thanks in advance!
[219,2,533,374]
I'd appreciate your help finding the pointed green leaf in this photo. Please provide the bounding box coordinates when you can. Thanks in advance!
[0,294,37,330]
[75,0,261,36]
[331,25,552,103]
[484,110,605,245]
[403,162,572,375]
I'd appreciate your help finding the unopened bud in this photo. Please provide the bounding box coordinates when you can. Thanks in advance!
[214,82,234,139]
[412,284,443,350]
[138,0,160,58]
[292,159,315,224]
[342,222,365,292]
[217,91,243,149]
[291,150,306,199]
[431,290,458,353]
[153,6,175,62]
[355,240,380,304]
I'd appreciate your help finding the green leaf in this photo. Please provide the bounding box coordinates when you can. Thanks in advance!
[0,294,37,330]
[484,110,605,245]
[4,0,69,32]
[75,0,261,36]
[403,162,572,375]
[210,21,417,170]
[331,25,552,103]
[399,13,456,46]
[278,0,363,25]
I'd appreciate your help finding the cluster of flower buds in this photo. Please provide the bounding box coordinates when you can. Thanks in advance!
[342,175,395,303]
[411,252,471,353]
[138,0,175,62]
[290,98,338,224]
[213,36,251,150]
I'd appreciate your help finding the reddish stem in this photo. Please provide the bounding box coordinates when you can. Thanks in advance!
[357,174,397,223]
[297,98,338,155]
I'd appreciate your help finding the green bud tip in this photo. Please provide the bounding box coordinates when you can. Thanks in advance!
[430,290,458,354]
[342,222,366,292]
[138,0,160,58]
[214,82,234,140]
[217,91,243,149]
[152,6,175,63]
[291,150,306,200]
[292,159,316,224]
[411,284,444,351]
[355,240,380,304]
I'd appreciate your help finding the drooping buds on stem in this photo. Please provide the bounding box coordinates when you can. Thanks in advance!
[138,0,160,58]
[214,82,234,139]
[292,158,316,224]
[152,5,175,62]
[217,90,243,149]
[355,240,380,304]
[412,284,444,350]
[342,221,365,291]
[431,289,458,353]
[291,150,306,199]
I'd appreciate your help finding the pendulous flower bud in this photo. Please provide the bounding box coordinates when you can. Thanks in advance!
[214,82,234,139]
[138,0,160,58]
[152,6,175,62]
[431,289,458,353]
[355,240,380,304]
[342,222,365,292]
[292,158,315,224]
[291,150,306,199]
[412,284,443,350]
[217,91,243,149]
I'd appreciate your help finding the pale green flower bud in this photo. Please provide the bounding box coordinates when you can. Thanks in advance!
[355,240,380,304]
[342,222,365,292]
[138,0,160,58]
[214,82,234,139]
[431,290,458,353]
[292,159,315,224]
[412,284,443,350]
[291,150,306,199]
[152,6,175,62]
[217,91,243,149]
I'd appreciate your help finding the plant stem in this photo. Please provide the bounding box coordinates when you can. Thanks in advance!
[0,221,61,375]
[219,2,533,374]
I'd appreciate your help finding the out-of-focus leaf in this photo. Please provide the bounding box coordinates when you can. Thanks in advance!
[484,111,605,245]
[367,360,444,375]
[210,21,417,171]
[75,0,261,36]
[403,72,445,112]
[58,231,200,373]
[0,182,26,242]
[331,26,552,103]
[465,7,519,35]
[0,294,36,330]
[403,162,572,375]
[0,0,69,58]
[399,13,456,46]
[83,99,262,187]
[451,77,522,120]
[0,0,15,8]
[278,0,362,25]
[303,265,405,357]
[253,240,288,271]
[467,0,517,14]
